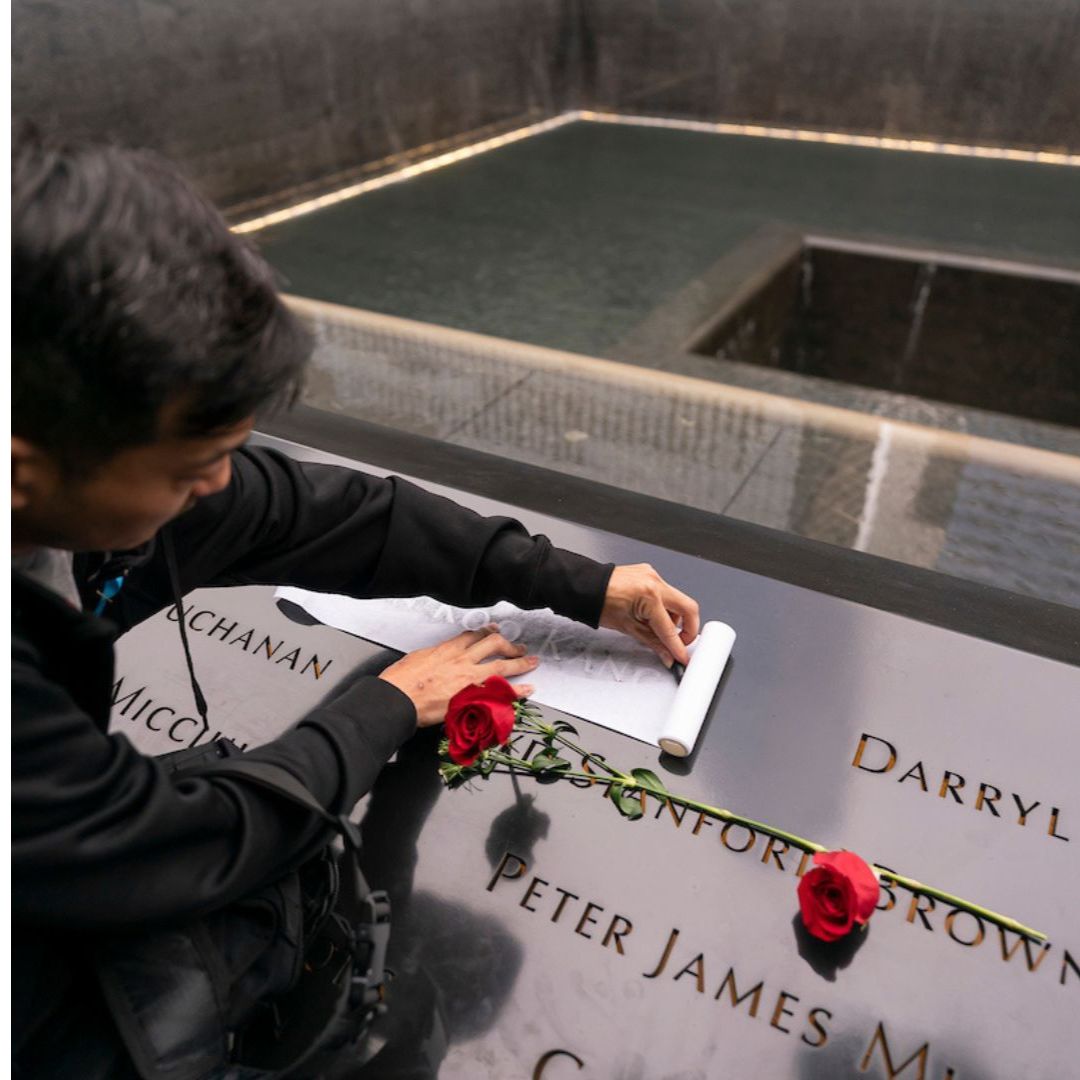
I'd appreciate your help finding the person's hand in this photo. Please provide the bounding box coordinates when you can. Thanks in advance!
[599,563,700,667]
[378,626,538,727]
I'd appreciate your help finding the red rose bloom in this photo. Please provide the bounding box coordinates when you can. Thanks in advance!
[797,850,880,942]
[444,675,519,766]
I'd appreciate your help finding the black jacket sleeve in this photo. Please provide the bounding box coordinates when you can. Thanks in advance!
[12,628,416,929]
[13,446,612,930]
[116,446,614,632]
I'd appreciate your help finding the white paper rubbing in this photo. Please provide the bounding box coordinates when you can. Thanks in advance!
[274,587,687,745]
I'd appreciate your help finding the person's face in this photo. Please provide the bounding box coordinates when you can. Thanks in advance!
[11,409,255,554]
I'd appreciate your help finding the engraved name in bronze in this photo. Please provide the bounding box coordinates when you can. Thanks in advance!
[852,733,1070,842]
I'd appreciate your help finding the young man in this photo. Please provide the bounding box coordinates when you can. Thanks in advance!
[12,127,700,1076]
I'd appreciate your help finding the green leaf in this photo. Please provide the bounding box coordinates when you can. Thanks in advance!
[532,752,571,772]
[630,768,669,796]
[607,783,644,820]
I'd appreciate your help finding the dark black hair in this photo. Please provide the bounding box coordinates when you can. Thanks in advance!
[12,123,310,473]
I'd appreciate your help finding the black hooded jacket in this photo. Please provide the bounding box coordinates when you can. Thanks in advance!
[12,445,613,1071]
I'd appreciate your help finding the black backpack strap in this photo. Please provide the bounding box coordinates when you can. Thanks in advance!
[162,528,211,728]
[198,759,362,850]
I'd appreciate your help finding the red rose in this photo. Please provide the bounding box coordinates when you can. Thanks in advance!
[444,676,519,766]
[797,851,880,942]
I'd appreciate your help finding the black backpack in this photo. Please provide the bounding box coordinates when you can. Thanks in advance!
[94,739,391,1080]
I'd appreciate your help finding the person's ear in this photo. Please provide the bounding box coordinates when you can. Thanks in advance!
[11,436,61,512]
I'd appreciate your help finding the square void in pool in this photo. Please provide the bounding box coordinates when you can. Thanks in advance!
[689,244,1080,429]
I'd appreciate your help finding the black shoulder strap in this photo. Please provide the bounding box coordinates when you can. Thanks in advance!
[162,528,210,727]
[162,527,377,912]
[195,759,364,854]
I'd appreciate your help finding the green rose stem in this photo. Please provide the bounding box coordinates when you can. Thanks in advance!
[637,790,1047,943]
[484,715,1048,943]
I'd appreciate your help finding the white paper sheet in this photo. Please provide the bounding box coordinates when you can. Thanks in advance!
[275,587,685,745]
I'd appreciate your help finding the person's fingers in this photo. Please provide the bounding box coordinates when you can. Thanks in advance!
[444,624,499,651]
[467,632,526,660]
[660,584,700,645]
[511,683,535,700]
[490,654,539,679]
[639,600,689,665]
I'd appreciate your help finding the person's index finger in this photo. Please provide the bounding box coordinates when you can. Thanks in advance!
[468,631,526,660]
[450,625,497,650]
[649,608,690,664]
[677,604,701,645]
[661,585,701,645]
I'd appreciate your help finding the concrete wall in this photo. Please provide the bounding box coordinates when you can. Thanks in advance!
[12,0,583,210]
[583,0,1080,152]
[13,0,1079,212]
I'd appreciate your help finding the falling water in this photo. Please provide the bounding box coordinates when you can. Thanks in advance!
[895,261,937,388]
[799,246,814,310]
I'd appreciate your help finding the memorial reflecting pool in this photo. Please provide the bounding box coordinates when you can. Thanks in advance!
[251,119,1080,609]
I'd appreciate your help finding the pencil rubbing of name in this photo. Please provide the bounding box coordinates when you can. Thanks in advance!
[273,588,678,745]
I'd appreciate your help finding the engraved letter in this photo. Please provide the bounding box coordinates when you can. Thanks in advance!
[1048,808,1070,842]
[974,782,1002,816]
[145,705,176,732]
[715,968,764,1017]
[1061,950,1079,987]
[770,991,799,1034]
[188,609,216,631]
[673,954,706,993]
[533,1049,585,1078]
[274,646,302,670]
[168,716,201,744]
[938,771,965,804]
[761,836,789,870]
[997,928,1052,972]
[896,762,928,792]
[720,823,757,854]
[487,851,528,892]
[1013,794,1041,827]
[944,909,985,948]
[551,887,579,924]
[257,636,284,659]
[906,894,936,931]
[301,654,334,680]
[692,813,714,836]
[207,617,239,642]
[111,678,145,715]
[643,927,679,979]
[602,915,633,955]
[875,877,897,913]
[802,1007,832,1048]
[656,799,690,828]
[520,877,548,913]
[575,902,603,939]
[852,734,897,773]
[859,1022,929,1078]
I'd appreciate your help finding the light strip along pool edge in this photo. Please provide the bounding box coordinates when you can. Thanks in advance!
[234,110,1079,234]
